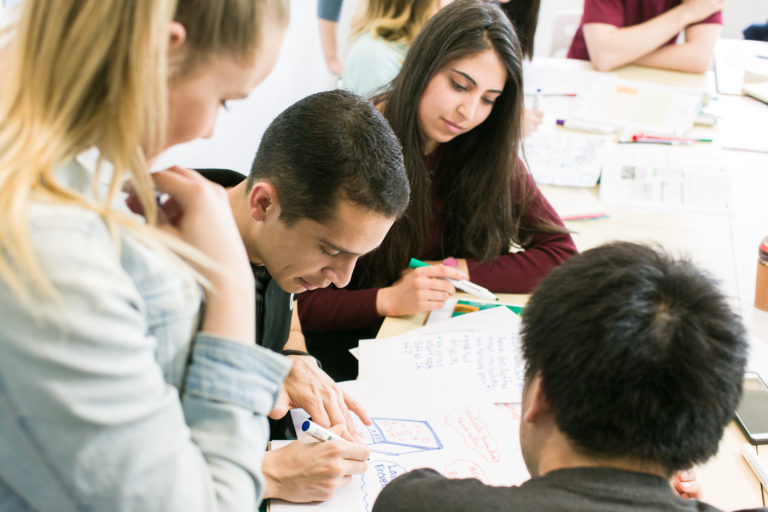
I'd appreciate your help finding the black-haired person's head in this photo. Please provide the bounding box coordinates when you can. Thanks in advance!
[520,241,747,475]
[496,0,540,59]
[356,0,562,289]
[248,89,409,224]
[241,89,409,293]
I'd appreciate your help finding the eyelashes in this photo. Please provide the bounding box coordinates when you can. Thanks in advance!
[450,79,497,105]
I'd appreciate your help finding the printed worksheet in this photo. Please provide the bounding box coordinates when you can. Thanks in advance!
[599,144,733,214]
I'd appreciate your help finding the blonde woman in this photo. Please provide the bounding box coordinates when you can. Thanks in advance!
[0,1,291,510]
[342,0,444,97]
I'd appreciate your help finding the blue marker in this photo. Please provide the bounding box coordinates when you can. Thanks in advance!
[301,419,345,442]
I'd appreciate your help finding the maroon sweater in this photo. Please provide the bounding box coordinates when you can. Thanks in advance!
[298,158,577,332]
[568,0,722,61]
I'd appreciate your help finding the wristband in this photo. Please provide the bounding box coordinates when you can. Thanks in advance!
[281,349,323,369]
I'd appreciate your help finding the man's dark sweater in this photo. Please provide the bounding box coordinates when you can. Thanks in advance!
[373,467,765,512]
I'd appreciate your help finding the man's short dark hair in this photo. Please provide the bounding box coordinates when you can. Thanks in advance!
[247,90,409,225]
[521,242,747,474]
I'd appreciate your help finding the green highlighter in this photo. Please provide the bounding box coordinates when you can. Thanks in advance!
[408,257,498,302]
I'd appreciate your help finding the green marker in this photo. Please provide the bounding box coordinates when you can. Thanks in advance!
[408,257,498,302]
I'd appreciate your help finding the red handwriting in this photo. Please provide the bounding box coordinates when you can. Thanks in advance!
[445,408,501,462]
[495,402,521,420]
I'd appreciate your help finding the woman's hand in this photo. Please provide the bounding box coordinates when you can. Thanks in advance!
[522,107,544,138]
[150,166,255,344]
[376,263,467,317]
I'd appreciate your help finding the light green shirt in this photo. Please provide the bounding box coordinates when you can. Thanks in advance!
[342,32,408,98]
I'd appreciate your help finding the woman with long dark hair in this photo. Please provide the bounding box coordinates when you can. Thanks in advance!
[298,0,577,380]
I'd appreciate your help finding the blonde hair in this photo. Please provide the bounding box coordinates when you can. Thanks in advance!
[0,0,288,300]
[351,0,439,46]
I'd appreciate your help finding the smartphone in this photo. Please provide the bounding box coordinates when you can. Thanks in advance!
[736,372,768,444]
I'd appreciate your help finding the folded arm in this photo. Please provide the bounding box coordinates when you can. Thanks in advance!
[583,0,723,71]
[633,22,720,73]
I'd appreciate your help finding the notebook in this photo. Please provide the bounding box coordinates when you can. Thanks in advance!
[743,82,768,105]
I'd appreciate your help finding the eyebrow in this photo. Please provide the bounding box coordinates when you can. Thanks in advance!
[450,68,503,95]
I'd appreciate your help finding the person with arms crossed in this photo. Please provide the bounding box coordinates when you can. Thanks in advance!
[567,0,725,73]
[299,0,577,381]
[374,241,756,511]
[198,89,410,503]
[0,0,294,510]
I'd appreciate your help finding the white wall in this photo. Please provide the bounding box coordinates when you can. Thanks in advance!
[154,1,339,174]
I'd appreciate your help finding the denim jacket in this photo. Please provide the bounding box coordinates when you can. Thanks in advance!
[0,153,291,511]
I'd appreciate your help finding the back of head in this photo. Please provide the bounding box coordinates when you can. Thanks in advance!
[521,242,747,473]
[247,89,409,225]
[351,0,438,46]
[499,0,541,59]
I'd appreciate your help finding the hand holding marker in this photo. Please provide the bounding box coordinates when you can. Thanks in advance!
[301,419,370,461]
[301,419,345,442]
[408,258,498,302]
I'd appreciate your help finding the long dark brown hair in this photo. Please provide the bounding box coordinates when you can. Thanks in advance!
[498,0,540,59]
[354,0,556,289]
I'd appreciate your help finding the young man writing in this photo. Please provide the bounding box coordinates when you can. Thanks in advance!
[374,241,754,512]
[200,90,410,503]
[568,0,724,73]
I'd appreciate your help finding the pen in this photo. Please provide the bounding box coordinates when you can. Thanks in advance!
[619,139,690,146]
[740,443,768,489]
[301,420,345,442]
[534,88,542,110]
[526,91,578,97]
[408,257,499,302]
[555,119,615,134]
[631,133,712,143]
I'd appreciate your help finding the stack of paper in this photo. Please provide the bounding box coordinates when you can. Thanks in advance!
[359,307,526,403]
[271,373,529,512]
[270,307,531,512]
[599,144,733,215]
[570,78,704,136]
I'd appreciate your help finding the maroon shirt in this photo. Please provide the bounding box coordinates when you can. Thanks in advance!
[567,0,723,61]
[297,156,578,332]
